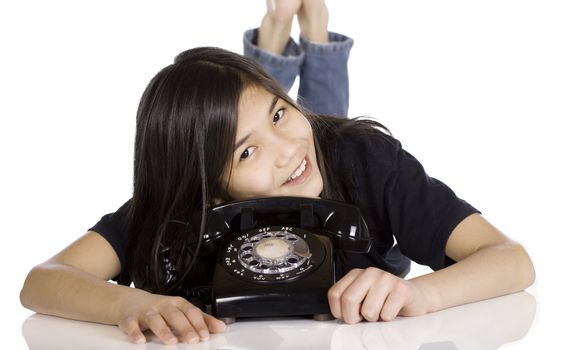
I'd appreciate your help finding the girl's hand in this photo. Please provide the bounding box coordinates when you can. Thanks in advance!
[328,267,428,323]
[117,291,226,345]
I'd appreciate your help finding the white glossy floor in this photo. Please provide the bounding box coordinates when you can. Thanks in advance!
[20,291,536,349]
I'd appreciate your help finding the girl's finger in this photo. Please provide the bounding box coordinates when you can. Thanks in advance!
[360,281,390,322]
[327,268,364,319]
[203,313,227,333]
[339,269,383,324]
[161,305,200,344]
[118,316,146,344]
[143,310,178,345]
[180,304,211,341]
[380,282,410,321]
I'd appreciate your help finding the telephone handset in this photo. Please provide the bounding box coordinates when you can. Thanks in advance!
[207,196,372,324]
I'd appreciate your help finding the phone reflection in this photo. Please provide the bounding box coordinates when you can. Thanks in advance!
[22,291,535,350]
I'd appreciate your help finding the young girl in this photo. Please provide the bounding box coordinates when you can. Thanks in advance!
[20,0,535,346]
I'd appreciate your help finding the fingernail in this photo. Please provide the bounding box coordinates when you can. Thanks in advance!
[166,336,178,345]
[199,330,210,340]
[187,336,200,344]
[134,337,145,344]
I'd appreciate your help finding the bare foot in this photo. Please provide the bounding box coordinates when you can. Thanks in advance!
[297,0,329,44]
[258,0,302,55]
[266,0,302,21]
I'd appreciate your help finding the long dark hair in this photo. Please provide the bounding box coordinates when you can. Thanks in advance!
[126,47,390,295]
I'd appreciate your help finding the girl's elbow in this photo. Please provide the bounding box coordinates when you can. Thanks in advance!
[20,269,36,310]
[515,243,536,289]
[20,287,33,311]
[20,265,46,311]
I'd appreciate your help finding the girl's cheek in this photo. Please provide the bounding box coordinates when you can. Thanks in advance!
[247,174,273,194]
[231,171,273,198]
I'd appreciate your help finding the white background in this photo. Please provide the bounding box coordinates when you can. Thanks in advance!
[1,0,566,348]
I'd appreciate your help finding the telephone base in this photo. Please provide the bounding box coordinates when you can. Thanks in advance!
[313,313,334,321]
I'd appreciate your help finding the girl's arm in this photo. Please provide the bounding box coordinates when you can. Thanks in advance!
[20,231,225,345]
[413,213,535,312]
[327,213,535,323]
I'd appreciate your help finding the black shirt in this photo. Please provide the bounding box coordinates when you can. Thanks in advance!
[89,129,479,285]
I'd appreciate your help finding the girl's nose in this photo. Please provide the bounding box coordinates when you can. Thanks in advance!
[271,134,300,168]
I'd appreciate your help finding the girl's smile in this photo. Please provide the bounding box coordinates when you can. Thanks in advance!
[282,156,311,186]
[223,86,323,200]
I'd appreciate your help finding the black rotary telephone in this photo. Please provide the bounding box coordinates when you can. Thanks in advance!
[204,196,372,324]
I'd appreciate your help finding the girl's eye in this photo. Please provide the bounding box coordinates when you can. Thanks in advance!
[240,146,256,160]
[273,108,285,125]
[239,108,285,162]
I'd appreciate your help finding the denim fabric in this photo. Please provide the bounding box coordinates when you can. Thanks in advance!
[243,28,354,117]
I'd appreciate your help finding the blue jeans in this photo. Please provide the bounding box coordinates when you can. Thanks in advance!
[243,28,354,118]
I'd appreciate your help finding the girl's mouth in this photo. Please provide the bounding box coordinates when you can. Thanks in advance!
[283,157,311,186]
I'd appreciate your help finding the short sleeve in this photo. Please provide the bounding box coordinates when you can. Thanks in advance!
[383,138,480,270]
[88,200,131,284]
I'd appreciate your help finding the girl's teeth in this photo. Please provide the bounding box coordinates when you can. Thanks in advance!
[289,159,307,181]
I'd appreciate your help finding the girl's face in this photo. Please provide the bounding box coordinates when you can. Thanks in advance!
[222,86,323,201]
